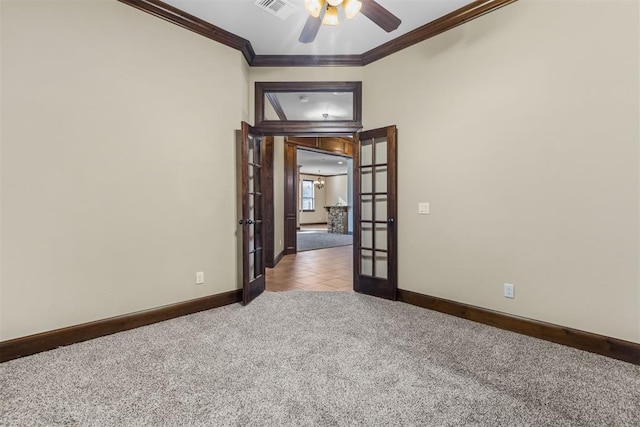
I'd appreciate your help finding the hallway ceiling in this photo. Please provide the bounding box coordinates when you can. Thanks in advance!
[298,149,349,176]
[266,91,354,121]
[162,0,476,56]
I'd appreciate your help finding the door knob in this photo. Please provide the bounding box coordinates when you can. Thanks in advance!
[247,219,254,225]
[387,218,395,225]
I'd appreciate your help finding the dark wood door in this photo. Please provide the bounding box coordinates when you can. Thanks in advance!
[240,122,266,305]
[353,125,398,300]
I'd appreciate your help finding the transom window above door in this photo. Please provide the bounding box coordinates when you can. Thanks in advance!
[255,81,362,135]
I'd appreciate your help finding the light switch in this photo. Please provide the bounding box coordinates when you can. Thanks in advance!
[418,202,430,215]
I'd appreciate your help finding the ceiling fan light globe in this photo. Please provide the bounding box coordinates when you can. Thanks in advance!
[304,0,324,18]
[322,6,340,25]
[344,0,362,19]
[327,0,343,6]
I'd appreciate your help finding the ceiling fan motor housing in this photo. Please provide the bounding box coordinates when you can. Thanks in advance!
[300,0,399,43]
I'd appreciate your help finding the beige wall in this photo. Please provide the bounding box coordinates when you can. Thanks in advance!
[325,175,348,207]
[0,1,246,340]
[299,174,327,224]
[363,0,639,342]
[273,137,285,256]
[240,55,251,123]
[0,2,4,325]
[1,0,638,345]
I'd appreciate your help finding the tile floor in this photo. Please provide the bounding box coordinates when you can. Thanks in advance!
[265,244,353,292]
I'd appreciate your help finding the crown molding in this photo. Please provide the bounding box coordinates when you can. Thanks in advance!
[119,0,517,67]
[251,55,363,67]
[361,0,518,65]
[265,92,288,120]
[117,0,255,64]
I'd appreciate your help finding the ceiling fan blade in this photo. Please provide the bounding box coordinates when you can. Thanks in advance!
[299,6,326,44]
[360,0,401,33]
[299,15,321,43]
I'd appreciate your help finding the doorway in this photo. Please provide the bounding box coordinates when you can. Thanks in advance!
[239,81,397,304]
[266,139,354,292]
[265,136,353,291]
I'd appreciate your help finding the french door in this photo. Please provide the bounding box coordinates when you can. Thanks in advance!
[239,122,267,305]
[353,125,398,300]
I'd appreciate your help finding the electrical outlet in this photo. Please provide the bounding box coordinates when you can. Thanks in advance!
[504,283,515,299]
[418,202,430,214]
[196,271,204,285]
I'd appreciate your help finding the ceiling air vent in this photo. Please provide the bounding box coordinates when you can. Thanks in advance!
[254,0,297,20]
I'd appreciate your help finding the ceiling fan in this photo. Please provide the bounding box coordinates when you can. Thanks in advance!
[299,0,401,44]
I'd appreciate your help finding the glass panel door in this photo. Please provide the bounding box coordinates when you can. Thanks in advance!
[240,122,266,305]
[353,126,397,300]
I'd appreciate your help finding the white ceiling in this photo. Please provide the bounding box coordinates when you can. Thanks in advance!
[298,148,350,175]
[267,92,353,120]
[163,0,475,56]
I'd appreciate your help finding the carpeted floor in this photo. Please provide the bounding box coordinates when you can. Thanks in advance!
[1,291,639,426]
[297,231,352,251]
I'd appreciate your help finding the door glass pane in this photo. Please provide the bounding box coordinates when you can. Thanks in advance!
[254,165,261,194]
[375,167,387,193]
[375,251,388,279]
[254,138,262,165]
[361,140,373,167]
[361,249,373,276]
[361,195,373,221]
[248,136,255,164]
[249,250,255,280]
[375,137,387,164]
[248,163,254,193]
[254,249,262,278]
[361,167,373,193]
[375,224,387,251]
[249,195,255,221]
[254,194,262,220]
[255,221,262,248]
[375,196,387,221]
[249,222,255,252]
[361,223,373,248]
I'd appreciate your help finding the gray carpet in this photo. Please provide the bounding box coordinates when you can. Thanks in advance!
[297,231,352,251]
[1,291,639,426]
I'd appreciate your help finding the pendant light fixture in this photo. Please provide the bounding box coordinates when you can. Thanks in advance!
[313,171,325,189]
